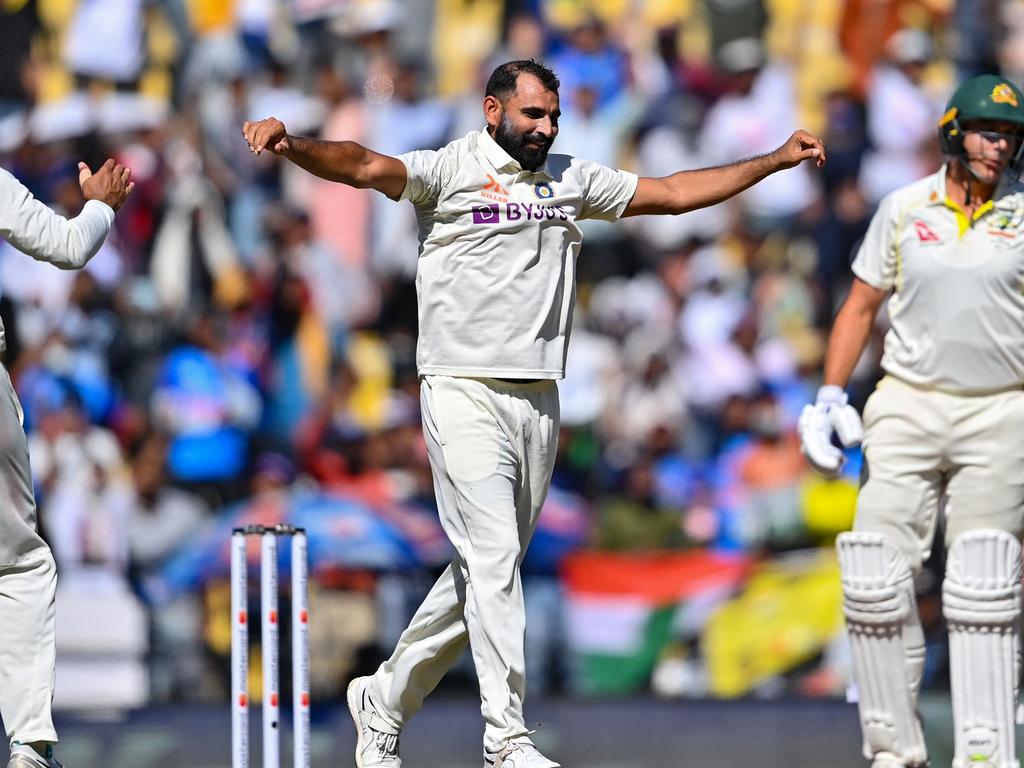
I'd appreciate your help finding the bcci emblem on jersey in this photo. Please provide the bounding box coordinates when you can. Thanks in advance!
[534,182,554,199]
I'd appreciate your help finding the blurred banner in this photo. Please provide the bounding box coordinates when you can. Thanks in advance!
[703,548,844,697]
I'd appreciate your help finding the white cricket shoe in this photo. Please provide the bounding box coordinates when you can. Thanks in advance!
[347,676,402,768]
[484,742,560,768]
[6,744,63,768]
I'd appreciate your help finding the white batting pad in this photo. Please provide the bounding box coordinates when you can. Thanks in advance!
[944,529,1023,768]
[838,532,927,766]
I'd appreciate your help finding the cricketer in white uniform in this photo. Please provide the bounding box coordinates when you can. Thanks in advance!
[0,159,133,768]
[244,58,825,768]
[800,74,1024,768]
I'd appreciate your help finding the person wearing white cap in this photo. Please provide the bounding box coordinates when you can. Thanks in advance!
[800,74,1024,768]
[0,158,133,768]
[244,58,825,768]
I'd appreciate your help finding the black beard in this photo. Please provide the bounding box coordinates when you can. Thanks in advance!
[493,114,552,171]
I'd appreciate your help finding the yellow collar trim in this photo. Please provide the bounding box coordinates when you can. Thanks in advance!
[943,197,995,237]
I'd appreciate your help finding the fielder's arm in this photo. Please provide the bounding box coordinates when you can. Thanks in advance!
[621,129,825,217]
[242,117,407,200]
[0,160,131,269]
[822,277,888,388]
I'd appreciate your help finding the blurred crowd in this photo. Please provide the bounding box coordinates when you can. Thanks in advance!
[2,0,1022,706]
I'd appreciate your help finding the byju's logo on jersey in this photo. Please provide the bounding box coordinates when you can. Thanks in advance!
[472,204,501,223]
[471,202,570,224]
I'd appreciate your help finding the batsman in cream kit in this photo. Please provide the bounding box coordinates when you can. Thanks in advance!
[244,58,826,768]
[800,74,1024,768]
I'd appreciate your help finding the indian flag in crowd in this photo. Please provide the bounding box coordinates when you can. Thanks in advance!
[563,550,752,695]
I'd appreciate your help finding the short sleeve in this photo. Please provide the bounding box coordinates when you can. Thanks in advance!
[851,193,899,291]
[398,146,457,207]
[575,159,639,222]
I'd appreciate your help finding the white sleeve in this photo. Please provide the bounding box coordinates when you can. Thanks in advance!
[575,159,639,222]
[0,167,115,269]
[851,194,899,291]
[398,145,458,207]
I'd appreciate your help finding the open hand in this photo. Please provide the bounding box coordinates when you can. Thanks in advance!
[79,159,134,211]
[242,117,290,156]
[773,130,826,170]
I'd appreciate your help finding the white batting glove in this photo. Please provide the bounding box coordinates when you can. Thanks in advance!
[798,385,864,478]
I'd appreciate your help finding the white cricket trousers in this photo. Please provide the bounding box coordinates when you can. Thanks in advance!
[0,363,59,746]
[368,375,559,753]
[856,375,1024,573]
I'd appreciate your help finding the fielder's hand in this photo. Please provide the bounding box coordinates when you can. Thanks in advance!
[798,385,863,478]
[79,158,134,211]
[773,130,826,170]
[243,117,289,156]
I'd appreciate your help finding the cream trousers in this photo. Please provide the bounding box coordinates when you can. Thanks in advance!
[369,376,558,753]
[856,375,1024,572]
[0,363,58,746]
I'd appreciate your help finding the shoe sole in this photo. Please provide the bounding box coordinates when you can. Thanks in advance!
[483,750,561,768]
[347,677,368,768]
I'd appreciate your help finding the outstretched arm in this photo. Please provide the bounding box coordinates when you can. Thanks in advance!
[0,160,132,269]
[242,117,408,200]
[622,129,825,217]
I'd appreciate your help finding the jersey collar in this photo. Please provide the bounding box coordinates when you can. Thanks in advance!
[927,165,947,204]
[477,128,553,179]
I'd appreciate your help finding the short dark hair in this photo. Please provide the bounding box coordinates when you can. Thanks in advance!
[485,60,560,102]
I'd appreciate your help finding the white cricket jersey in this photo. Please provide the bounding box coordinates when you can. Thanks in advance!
[0,167,115,353]
[399,129,638,379]
[852,165,1024,393]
